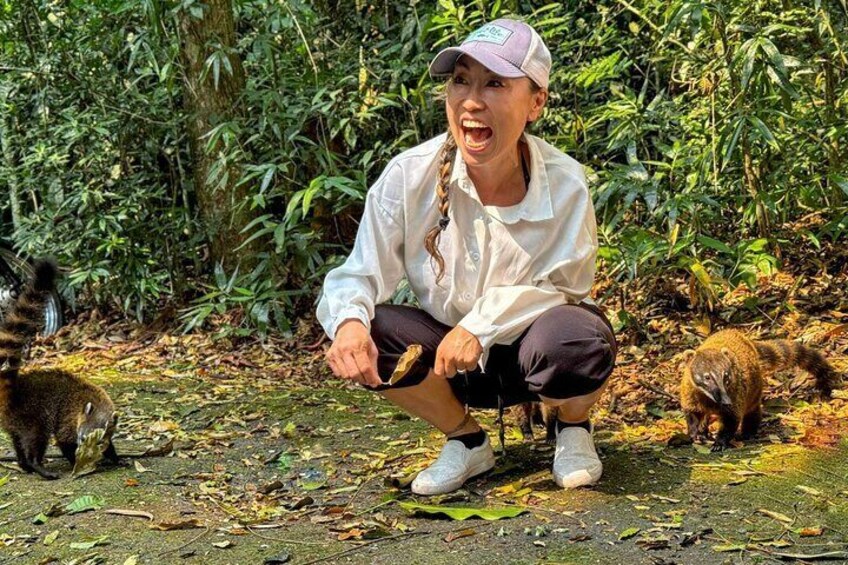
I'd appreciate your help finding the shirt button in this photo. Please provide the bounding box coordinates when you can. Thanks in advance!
[471,252,480,261]
[463,292,472,301]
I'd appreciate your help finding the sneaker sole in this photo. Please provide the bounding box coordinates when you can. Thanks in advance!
[411,455,496,496]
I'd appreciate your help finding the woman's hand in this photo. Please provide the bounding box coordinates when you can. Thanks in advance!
[325,320,382,387]
[434,325,483,378]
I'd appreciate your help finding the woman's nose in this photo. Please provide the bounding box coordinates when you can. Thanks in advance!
[462,87,486,111]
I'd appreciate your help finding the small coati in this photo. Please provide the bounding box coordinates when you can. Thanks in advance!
[680,329,839,452]
[513,402,558,443]
[0,259,118,479]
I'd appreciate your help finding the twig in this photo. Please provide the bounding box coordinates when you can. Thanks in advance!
[298,530,428,565]
[343,476,373,513]
[157,526,210,557]
[636,378,676,400]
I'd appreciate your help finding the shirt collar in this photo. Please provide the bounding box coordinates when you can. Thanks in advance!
[449,133,554,224]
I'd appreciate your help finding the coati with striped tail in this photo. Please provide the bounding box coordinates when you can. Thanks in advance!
[513,402,558,443]
[680,329,840,452]
[0,259,118,479]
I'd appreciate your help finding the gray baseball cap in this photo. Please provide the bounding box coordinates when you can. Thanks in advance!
[429,19,551,89]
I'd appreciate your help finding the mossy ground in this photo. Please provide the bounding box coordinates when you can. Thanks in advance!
[1,331,847,565]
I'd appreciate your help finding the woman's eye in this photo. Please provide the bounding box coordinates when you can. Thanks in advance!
[451,76,467,85]
[488,80,504,87]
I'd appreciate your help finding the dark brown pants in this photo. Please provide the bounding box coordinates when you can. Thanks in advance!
[369,303,617,409]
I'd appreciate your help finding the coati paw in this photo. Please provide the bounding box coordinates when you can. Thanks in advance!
[36,469,61,480]
[710,440,730,453]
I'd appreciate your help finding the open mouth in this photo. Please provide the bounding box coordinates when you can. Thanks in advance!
[461,119,493,151]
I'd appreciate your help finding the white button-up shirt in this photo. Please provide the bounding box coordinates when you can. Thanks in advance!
[316,132,598,368]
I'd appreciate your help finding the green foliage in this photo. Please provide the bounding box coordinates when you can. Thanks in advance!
[0,0,845,330]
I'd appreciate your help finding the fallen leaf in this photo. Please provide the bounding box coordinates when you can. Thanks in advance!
[757,509,793,524]
[398,502,528,521]
[43,531,59,546]
[444,528,476,543]
[150,519,203,531]
[619,527,640,540]
[104,508,154,521]
[338,528,365,541]
[65,495,104,515]
[72,428,106,477]
[713,544,746,552]
[212,540,232,548]
[798,526,824,537]
[69,535,110,549]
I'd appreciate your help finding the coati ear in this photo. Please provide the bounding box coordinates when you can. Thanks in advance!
[681,349,696,360]
[84,402,93,416]
[720,347,731,358]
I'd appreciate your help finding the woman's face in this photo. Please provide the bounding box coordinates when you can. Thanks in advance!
[446,56,547,169]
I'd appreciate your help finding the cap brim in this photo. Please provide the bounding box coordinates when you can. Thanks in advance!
[428,46,526,80]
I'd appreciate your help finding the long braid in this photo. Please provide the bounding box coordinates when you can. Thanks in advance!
[423,131,457,283]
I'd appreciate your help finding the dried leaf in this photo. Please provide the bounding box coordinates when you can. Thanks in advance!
[389,344,423,385]
[72,428,106,477]
[150,519,203,531]
[338,528,365,541]
[104,508,154,521]
[757,509,793,524]
[444,528,476,543]
[43,530,59,546]
[798,526,824,537]
[212,540,232,548]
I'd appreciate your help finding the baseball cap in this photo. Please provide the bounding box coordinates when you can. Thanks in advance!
[428,19,552,89]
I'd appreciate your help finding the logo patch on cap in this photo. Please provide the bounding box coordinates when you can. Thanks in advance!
[463,24,513,46]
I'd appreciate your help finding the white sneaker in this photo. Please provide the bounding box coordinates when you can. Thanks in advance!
[411,434,495,496]
[552,425,602,488]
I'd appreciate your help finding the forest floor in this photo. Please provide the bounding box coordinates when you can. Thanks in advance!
[1,243,848,565]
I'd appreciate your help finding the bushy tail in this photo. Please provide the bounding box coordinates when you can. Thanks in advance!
[0,258,58,378]
[754,339,840,396]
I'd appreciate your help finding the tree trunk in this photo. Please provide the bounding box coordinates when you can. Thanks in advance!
[179,0,257,272]
[0,87,22,231]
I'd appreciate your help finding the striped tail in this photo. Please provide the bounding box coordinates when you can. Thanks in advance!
[754,339,840,396]
[0,258,58,378]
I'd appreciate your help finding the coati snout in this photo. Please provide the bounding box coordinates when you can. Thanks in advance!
[76,402,118,448]
[689,348,735,407]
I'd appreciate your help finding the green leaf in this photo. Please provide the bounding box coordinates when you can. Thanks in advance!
[619,527,641,540]
[399,501,528,521]
[43,530,59,546]
[70,535,110,550]
[697,236,733,254]
[65,495,105,515]
[713,543,746,552]
[748,116,779,150]
[32,513,49,525]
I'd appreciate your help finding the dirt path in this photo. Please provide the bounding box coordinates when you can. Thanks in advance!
[1,334,847,565]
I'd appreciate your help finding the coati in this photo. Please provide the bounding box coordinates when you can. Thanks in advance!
[680,329,839,452]
[0,259,118,479]
[513,402,558,443]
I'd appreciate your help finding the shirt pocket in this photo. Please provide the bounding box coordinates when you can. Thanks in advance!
[487,223,532,285]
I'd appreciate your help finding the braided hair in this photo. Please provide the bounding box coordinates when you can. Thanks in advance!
[423,131,457,283]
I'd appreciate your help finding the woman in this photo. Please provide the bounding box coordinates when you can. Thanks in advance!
[317,18,616,496]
